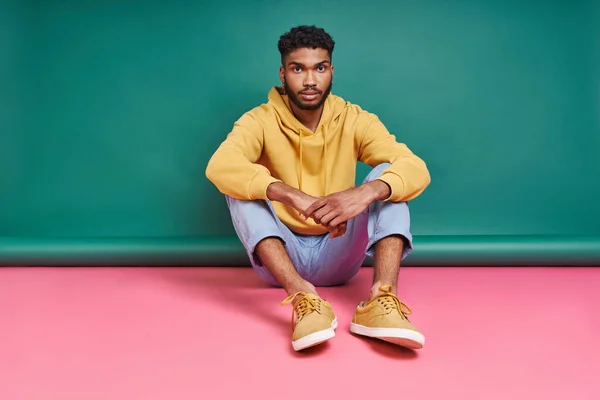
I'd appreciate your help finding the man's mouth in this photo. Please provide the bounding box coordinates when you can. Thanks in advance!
[300,91,320,100]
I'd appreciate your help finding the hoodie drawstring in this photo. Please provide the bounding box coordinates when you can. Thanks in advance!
[297,127,328,196]
[298,134,303,191]
[322,127,327,196]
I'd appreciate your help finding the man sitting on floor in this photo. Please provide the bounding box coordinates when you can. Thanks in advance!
[205,25,431,351]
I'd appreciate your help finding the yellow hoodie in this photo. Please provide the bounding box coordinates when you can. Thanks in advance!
[206,86,431,235]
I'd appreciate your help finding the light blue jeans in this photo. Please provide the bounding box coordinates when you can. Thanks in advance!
[225,163,412,287]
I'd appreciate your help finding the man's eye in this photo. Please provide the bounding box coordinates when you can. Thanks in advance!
[317,66,326,72]
[293,67,302,72]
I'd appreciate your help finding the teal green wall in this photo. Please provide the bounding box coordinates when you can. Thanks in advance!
[1,1,599,265]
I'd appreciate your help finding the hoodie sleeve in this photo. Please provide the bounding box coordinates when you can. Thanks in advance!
[205,112,281,200]
[356,113,431,202]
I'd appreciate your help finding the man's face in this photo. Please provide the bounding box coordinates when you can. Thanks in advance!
[279,47,334,111]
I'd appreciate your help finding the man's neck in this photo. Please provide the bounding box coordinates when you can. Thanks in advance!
[290,103,323,133]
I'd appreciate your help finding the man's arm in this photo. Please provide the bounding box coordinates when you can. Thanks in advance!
[205,113,280,200]
[356,114,431,202]
[304,113,430,229]
[205,116,347,237]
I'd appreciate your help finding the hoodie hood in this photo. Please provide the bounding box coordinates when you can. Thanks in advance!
[266,86,346,195]
[267,86,342,133]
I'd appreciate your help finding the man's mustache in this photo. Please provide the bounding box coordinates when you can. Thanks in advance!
[300,86,321,94]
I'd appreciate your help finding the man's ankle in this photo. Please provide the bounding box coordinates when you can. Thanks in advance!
[370,281,397,300]
[285,280,318,298]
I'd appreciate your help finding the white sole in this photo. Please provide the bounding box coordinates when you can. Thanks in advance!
[349,323,425,349]
[292,318,338,351]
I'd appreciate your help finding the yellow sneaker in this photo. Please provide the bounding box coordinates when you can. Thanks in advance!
[281,292,337,351]
[350,285,425,349]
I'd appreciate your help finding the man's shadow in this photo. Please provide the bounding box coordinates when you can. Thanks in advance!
[159,267,334,357]
[160,267,417,359]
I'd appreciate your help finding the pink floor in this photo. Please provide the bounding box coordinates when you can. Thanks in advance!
[1,266,599,399]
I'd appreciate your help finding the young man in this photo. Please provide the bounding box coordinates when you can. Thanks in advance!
[206,25,431,352]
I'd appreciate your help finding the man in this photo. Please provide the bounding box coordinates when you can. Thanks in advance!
[206,25,431,352]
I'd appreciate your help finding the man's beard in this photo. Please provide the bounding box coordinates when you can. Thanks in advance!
[284,78,333,111]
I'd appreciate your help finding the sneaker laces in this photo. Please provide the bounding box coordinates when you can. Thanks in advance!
[281,292,322,327]
[375,285,413,320]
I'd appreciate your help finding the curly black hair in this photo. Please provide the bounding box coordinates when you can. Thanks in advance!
[277,25,335,64]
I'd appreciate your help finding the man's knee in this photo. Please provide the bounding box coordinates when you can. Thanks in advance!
[366,197,412,260]
[224,196,287,259]
[363,163,392,183]
[370,201,411,237]
[225,196,278,232]
[225,195,269,213]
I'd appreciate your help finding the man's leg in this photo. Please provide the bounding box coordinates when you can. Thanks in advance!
[307,163,412,289]
[370,235,406,298]
[225,196,338,351]
[253,237,317,296]
[363,176,412,300]
[349,163,425,349]
[225,196,314,293]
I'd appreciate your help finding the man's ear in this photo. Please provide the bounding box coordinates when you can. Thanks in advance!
[279,66,285,85]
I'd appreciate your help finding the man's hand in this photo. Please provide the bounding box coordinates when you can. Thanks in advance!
[266,182,347,238]
[291,192,347,239]
[303,180,391,230]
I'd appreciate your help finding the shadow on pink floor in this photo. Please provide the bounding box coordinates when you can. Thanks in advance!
[158,266,418,359]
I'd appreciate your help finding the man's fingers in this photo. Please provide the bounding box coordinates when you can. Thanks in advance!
[314,202,343,223]
[328,216,345,229]
[329,225,342,239]
[326,220,339,237]
[312,205,334,224]
[331,222,347,239]
[304,198,327,218]
[339,222,347,237]
[320,210,338,226]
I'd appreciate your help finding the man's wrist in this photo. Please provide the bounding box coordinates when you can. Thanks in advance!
[267,182,302,206]
[362,180,391,202]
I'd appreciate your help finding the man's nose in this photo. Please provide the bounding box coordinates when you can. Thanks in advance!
[303,71,316,87]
